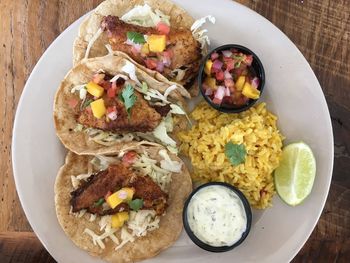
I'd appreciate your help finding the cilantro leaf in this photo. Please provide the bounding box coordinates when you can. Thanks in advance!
[119,84,137,117]
[128,199,143,212]
[94,198,105,207]
[225,142,246,166]
[82,99,93,109]
[127,31,146,44]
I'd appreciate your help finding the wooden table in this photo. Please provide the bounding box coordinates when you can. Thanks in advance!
[1,0,349,262]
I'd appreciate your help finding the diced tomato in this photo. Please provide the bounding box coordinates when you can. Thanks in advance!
[107,106,116,113]
[122,151,138,166]
[212,97,222,104]
[244,55,253,66]
[216,70,224,81]
[107,87,116,98]
[222,96,233,105]
[85,106,92,114]
[145,58,158,70]
[92,73,105,84]
[67,98,79,109]
[104,191,112,201]
[156,22,170,35]
[225,59,235,71]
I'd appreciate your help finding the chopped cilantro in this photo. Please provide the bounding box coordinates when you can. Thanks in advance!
[82,99,93,109]
[128,198,143,212]
[94,198,105,207]
[127,31,146,44]
[119,84,137,117]
[225,142,246,166]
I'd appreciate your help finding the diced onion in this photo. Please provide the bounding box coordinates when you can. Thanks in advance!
[215,86,225,100]
[251,77,260,89]
[222,50,233,57]
[212,59,223,71]
[107,111,118,121]
[224,70,232,79]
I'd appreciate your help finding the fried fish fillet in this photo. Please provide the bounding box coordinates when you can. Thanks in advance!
[101,15,201,83]
[71,163,168,216]
[77,91,163,133]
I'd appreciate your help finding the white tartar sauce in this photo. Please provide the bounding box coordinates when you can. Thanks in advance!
[187,185,247,247]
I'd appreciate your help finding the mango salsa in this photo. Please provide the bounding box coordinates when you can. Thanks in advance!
[242,82,260,99]
[204,77,217,90]
[106,187,135,209]
[204,60,213,75]
[141,43,150,54]
[111,212,129,228]
[90,99,106,119]
[148,35,166,52]
[235,76,245,91]
[86,81,104,98]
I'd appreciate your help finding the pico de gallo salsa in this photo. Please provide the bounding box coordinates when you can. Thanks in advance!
[201,48,261,107]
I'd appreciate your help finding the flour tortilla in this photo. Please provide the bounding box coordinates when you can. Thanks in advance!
[73,0,196,87]
[53,54,190,155]
[54,146,192,263]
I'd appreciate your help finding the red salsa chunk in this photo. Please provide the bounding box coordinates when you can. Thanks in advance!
[202,49,261,107]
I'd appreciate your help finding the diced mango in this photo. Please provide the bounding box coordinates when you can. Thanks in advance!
[86,81,104,98]
[242,82,260,99]
[141,43,150,54]
[90,99,106,119]
[204,77,217,90]
[111,212,129,229]
[148,35,166,52]
[204,60,213,75]
[235,76,246,91]
[106,187,135,209]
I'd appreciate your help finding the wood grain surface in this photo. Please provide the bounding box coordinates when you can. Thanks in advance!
[0,0,349,262]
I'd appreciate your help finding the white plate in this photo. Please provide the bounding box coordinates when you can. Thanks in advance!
[12,0,333,262]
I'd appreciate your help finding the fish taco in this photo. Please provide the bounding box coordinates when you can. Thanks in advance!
[54,54,190,155]
[73,0,214,89]
[54,145,192,262]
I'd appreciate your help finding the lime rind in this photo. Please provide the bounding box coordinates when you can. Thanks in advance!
[274,142,316,206]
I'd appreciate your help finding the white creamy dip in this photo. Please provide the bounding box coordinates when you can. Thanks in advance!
[187,185,247,247]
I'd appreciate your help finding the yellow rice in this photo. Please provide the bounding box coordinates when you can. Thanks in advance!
[178,102,284,209]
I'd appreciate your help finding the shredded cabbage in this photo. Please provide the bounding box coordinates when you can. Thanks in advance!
[191,15,216,54]
[122,61,142,86]
[153,118,176,147]
[71,85,87,100]
[85,128,135,146]
[158,149,182,173]
[121,4,170,27]
[133,153,172,192]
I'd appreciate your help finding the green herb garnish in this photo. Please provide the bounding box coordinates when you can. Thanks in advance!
[82,99,93,109]
[128,198,144,212]
[225,142,246,166]
[127,31,146,44]
[119,84,137,117]
[94,198,105,207]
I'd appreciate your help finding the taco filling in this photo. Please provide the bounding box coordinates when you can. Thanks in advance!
[69,61,188,151]
[100,15,201,84]
[67,149,182,251]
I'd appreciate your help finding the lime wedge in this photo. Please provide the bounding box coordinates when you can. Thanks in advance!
[274,142,316,206]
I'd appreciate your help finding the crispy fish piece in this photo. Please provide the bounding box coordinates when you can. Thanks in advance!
[70,163,168,216]
[101,16,201,83]
[77,91,162,133]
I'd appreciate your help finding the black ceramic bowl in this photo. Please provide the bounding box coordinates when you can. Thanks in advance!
[198,44,265,113]
[183,182,252,252]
